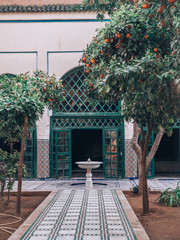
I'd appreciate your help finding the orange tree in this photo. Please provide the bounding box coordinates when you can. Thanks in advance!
[0,71,62,214]
[81,0,180,214]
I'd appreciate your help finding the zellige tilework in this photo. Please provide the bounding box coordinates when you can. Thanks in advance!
[20,189,137,240]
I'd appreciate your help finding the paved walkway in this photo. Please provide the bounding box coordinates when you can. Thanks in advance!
[18,189,137,240]
[8,178,180,240]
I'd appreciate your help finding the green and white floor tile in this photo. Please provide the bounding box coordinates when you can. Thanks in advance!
[20,189,137,240]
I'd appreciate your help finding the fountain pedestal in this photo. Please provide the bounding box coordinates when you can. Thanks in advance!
[86,169,93,187]
[75,158,103,188]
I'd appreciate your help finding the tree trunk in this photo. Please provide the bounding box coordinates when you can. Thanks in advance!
[16,115,28,214]
[141,123,151,214]
[142,153,149,214]
[131,122,143,195]
[138,157,143,195]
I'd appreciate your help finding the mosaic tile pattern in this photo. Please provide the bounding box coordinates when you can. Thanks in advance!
[20,190,137,240]
[125,140,137,178]
[37,139,49,178]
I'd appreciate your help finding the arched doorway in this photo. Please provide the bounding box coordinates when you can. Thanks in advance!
[49,66,124,178]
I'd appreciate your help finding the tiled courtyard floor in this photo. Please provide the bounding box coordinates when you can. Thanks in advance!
[9,178,180,240]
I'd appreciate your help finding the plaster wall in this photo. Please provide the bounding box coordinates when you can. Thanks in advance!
[0,11,133,141]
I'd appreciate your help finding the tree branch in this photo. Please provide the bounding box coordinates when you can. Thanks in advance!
[131,122,141,158]
[146,127,164,169]
[143,122,152,161]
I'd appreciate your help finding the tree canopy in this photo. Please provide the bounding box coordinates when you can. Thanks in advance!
[81,0,180,214]
[81,2,180,134]
[0,71,62,126]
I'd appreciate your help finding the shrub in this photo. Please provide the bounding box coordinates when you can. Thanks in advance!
[156,181,180,207]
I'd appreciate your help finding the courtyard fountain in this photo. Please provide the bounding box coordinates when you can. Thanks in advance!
[75,157,103,187]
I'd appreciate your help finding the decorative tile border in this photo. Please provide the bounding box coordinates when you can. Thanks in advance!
[20,189,137,240]
[0,4,95,13]
[37,139,49,178]
[125,140,137,178]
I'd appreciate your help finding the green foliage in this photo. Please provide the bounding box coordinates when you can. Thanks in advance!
[156,181,180,207]
[0,71,62,126]
[81,2,180,134]
[0,70,62,204]
[0,148,27,203]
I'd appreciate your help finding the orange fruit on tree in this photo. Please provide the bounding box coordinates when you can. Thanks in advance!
[168,0,176,3]
[158,4,165,13]
[82,57,86,63]
[48,99,52,102]
[86,63,90,67]
[126,33,131,38]
[142,3,149,9]
[49,81,52,85]
[144,35,148,39]
[115,33,121,38]
[85,69,90,73]
[171,52,175,56]
[89,83,93,87]
[100,74,103,79]
[101,50,105,55]
[154,48,158,52]
[90,59,96,64]
[105,39,109,43]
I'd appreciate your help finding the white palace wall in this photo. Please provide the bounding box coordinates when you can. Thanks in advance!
[0,11,137,178]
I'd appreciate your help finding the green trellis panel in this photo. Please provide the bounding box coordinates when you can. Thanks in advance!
[173,119,180,129]
[53,66,120,116]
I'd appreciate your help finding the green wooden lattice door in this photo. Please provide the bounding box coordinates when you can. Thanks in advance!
[103,130,120,178]
[24,126,37,178]
[53,130,71,178]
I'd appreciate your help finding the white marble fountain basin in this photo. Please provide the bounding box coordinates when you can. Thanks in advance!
[75,161,102,169]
